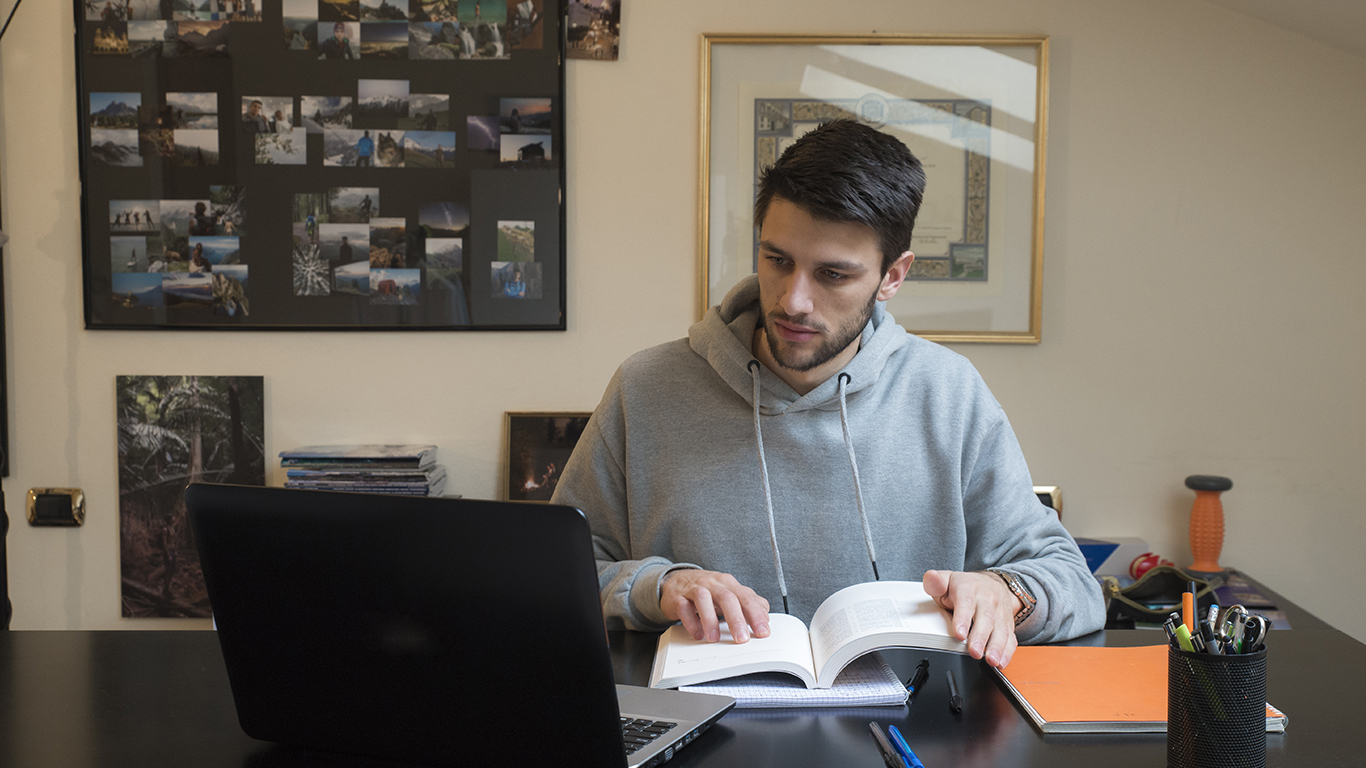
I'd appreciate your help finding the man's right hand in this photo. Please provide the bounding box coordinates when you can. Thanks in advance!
[660,569,771,644]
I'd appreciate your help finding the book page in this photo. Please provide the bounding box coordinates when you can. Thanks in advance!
[809,581,963,685]
[649,613,818,689]
[679,652,908,708]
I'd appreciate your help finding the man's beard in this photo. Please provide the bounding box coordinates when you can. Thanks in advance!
[763,289,877,373]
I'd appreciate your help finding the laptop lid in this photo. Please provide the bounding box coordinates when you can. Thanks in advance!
[187,483,682,767]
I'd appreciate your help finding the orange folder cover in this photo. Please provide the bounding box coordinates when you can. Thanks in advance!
[994,644,1287,734]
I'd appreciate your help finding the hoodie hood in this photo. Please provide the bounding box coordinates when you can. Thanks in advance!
[688,275,911,415]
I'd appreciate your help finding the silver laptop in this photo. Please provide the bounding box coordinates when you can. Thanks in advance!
[186,483,734,767]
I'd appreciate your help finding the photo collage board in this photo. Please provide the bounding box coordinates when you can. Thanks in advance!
[78,0,565,330]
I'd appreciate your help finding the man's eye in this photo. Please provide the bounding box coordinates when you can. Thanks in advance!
[823,270,849,281]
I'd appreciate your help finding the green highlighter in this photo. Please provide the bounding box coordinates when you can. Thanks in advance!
[1174,623,1196,652]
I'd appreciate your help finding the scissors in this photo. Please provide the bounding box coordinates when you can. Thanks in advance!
[1217,605,1250,653]
[1242,614,1271,653]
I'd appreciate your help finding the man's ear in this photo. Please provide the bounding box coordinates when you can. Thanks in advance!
[877,251,915,301]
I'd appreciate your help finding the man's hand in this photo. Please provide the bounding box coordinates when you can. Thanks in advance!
[923,570,1021,668]
[661,569,771,644]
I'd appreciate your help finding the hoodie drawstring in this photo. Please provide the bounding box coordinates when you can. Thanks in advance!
[838,373,879,581]
[748,360,789,615]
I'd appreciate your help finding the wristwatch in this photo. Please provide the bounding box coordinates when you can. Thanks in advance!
[987,568,1037,626]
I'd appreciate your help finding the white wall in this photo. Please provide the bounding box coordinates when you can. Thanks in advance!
[2,1,1363,639]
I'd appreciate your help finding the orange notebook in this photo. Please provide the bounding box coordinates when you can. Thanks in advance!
[994,644,1288,734]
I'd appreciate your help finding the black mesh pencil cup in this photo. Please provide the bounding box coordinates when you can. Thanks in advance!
[1167,645,1267,768]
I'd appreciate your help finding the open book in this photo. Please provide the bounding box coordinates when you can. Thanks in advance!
[649,581,968,690]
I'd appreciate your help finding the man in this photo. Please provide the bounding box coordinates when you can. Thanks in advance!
[338,235,353,262]
[551,120,1104,669]
[320,22,355,60]
[241,100,268,134]
[504,267,525,298]
[356,130,374,167]
[189,202,218,236]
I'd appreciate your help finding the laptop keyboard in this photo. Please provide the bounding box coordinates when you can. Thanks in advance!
[620,717,677,756]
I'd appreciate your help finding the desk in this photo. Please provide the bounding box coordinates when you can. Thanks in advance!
[0,595,1360,767]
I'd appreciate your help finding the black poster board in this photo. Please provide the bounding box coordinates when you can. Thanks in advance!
[77,0,564,330]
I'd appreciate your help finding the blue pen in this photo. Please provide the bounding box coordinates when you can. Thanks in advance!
[887,725,926,768]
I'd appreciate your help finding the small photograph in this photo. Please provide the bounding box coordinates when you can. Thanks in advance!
[490,260,541,299]
[161,272,214,307]
[361,21,408,58]
[505,412,590,501]
[165,91,217,128]
[567,0,619,61]
[333,259,370,295]
[497,220,534,262]
[294,192,330,235]
[156,205,190,265]
[466,115,499,151]
[91,92,140,129]
[404,131,455,168]
[171,0,212,20]
[418,201,468,236]
[208,185,246,236]
[328,186,380,222]
[456,0,507,59]
[159,199,210,237]
[360,0,407,20]
[212,265,251,317]
[371,130,406,167]
[500,97,551,134]
[302,96,352,132]
[410,0,457,21]
[126,0,164,19]
[111,200,160,233]
[128,20,173,56]
[320,223,369,261]
[283,0,318,50]
[368,217,407,268]
[185,236,241,272]
[222,0,262,21]
[319,0,360,22]
[90,22,130,54]
[240,96,293,133]
[317,21,361,58]
[112,273,164,309]
[256,131,307,164]
[409,21,458,59]
[370,268,421,305]
[356,79,409,128]
[175,20,230,56]
[507,0,542,50]
[111,235,149,273]
[91,129,142,167]
[399,94,449,129]
[172,129,219,166]
[424,237,462,285]
[87,0,128,21]
[500,133,552,165]
[138,127,175,161]
[293,241,332,296]
[323,129,364,166]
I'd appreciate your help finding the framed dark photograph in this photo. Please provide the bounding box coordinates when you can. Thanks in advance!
[504,411,590,502]
[77,0,565,330]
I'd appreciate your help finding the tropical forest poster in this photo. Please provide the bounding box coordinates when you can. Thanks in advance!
[117,375,264,618]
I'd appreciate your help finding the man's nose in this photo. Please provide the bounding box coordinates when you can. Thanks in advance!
[779,271,815,317]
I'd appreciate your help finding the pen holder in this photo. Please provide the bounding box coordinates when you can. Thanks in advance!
[1167,645,1266,768]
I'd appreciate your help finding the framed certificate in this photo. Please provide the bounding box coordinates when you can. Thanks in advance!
[700,34,1049,342]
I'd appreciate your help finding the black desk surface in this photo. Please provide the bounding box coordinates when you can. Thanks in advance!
[0,576,1358,768]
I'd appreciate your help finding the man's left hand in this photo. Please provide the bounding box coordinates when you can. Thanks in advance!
[922,570,1021,669]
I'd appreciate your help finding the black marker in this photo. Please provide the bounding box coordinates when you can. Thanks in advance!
[946,669,963,713]
[904,658,929,695]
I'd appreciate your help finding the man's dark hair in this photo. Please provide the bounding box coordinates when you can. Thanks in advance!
[754,119,925,274]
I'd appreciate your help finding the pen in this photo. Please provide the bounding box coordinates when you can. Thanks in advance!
[1198,618,1220,655]
[887,724,926,768]
[868,722,908,768]
[1182,582,1195,633]
[946,669,963,713]
[904,659,929,695]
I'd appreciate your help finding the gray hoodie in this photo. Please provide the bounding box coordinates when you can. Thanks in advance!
[552,276,1105,644]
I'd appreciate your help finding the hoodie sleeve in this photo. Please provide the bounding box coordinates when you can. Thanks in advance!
[550,371,699,631]
[959,414,1107,644]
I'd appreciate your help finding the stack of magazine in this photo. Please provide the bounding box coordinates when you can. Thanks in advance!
[280,444,448,497]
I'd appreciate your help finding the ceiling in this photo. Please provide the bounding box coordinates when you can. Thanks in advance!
[1207,0,1366,60]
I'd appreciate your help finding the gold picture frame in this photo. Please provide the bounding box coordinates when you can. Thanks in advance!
[699,34,1049,343]
[503,411,592,503]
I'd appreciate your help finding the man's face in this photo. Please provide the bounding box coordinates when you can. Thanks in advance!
[756,198,910,375]
[248,102,261,117]
[334,26,345,41]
